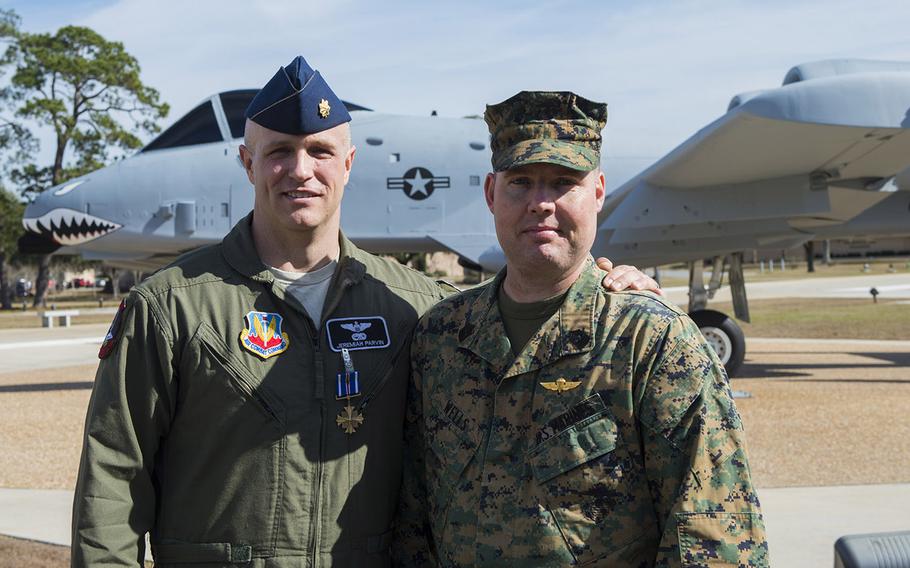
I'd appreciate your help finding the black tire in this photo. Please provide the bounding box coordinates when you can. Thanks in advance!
[689,309,746,378]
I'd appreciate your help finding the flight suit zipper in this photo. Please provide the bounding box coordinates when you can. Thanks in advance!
[308,329,324,566]
[307,274,355,566]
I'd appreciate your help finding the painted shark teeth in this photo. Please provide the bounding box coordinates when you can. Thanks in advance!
[21,208,122,246]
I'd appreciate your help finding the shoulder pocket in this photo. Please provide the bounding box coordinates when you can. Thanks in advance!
[528,413,617,483]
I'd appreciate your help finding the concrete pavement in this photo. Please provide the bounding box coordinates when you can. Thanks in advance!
[2,484,907,566]
[664,272,910,305]
[0,324,106,372]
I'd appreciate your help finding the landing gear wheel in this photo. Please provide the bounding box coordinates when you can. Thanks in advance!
[689,309,745,378]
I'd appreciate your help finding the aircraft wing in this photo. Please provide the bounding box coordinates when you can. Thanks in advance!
[597,61,910,267]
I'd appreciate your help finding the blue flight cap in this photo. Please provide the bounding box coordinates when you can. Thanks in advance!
[245,55,351,135]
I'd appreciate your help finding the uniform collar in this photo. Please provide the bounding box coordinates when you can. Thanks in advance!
[222,212,268,280]
[459,256,601,379]
[221,212,366,287]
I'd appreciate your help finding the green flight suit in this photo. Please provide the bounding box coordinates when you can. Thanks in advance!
[72,213,451,568]
[395,257,768,567]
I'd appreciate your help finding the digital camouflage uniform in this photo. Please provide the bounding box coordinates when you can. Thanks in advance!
[72,214,453,567]
[394,90,767,567]
[395,259,768,566]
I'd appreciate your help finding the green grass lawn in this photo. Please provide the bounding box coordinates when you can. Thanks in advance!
[711,298,910,340]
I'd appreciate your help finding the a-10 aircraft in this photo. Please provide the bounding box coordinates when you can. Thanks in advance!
[19,59,910,376]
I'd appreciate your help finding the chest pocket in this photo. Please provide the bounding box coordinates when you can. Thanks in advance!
[527,412,653,565]
[424,402,480,538]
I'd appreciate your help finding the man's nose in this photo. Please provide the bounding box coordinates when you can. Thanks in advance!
[288,149,314,180]
[528,185,556,215]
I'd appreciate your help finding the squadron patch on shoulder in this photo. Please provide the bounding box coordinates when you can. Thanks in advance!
[240,311,290,359]
[98,299,128,359]
[325,316,390,352]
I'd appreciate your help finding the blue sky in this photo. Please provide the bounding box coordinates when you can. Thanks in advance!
[5,0,910,164]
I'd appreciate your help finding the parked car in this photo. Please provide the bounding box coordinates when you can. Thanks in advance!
[15,278,32,297]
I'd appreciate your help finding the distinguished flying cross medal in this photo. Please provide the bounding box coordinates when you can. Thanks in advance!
[336,348,364,434]
[318,98,331,118]
[540,378,582,394]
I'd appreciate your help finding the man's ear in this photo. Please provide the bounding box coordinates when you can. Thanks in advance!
[483,172,496,214]
[594,170,606,212]
[239,145,255,185]
[343,145,356,185]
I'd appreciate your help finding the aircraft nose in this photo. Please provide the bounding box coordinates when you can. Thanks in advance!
[19,178,123,254]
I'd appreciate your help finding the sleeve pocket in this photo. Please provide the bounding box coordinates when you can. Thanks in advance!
[676,512,768,568]
[528,414,618,484]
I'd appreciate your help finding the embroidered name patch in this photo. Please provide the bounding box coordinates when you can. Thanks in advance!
[325,316,390,352]
[536,393,606,445]
[240,311,290,359]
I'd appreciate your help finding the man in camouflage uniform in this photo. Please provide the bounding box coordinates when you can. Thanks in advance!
[71,58,658,567]
[395,91,768,567]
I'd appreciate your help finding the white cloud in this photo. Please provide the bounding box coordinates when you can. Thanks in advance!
[8,0,910,167]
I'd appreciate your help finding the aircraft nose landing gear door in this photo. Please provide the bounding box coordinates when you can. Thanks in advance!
[386,165,449,235]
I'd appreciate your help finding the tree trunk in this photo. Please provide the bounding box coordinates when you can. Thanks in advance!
[32,253,51,306]
[0,253,10,310]
[804,241,815,273]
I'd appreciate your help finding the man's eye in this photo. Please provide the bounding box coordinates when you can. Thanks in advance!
[268,148,290,158]
[509,177,531,186]
[556,178,579,186]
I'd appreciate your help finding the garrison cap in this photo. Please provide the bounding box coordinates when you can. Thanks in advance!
[245,55,351,135]
[484,91,607,172]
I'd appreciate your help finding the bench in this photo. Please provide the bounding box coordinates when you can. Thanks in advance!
[40,309,80,328]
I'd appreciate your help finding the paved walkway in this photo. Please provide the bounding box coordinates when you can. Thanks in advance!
[0,324,106,372]
[1,484,908,566]
[664,272,910,304]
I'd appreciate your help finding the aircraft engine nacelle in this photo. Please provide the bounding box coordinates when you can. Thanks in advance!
[782,58,910,84]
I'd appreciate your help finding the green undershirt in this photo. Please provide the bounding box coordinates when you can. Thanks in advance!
[497,284,569,356]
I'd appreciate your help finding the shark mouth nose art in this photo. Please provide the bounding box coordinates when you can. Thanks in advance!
[22,208,123,246]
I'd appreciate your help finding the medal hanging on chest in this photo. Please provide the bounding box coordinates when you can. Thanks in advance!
[336,348,364,434]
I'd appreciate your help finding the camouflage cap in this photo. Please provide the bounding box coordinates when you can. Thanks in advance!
[484,91,607,172]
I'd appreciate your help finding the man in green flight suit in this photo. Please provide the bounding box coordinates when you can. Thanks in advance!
[395,91,769,567]
[71,58,659,567]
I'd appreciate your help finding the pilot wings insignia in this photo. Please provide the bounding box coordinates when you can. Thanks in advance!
[341,322,372,333]
[540,378,582,394]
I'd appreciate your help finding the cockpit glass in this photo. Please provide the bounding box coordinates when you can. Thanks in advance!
[220,90,258,139]
[141,101,223,152]
[142,92,372,151]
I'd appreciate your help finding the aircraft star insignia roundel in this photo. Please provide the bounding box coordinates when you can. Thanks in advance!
[386,167,451,200]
